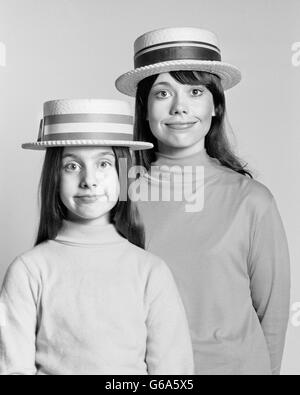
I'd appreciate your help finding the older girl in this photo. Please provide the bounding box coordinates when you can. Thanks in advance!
[0,99,193,375]
[116,27,290,375]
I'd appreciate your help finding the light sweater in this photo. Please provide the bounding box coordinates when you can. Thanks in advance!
[0,221,194,375]
[135,148,290,375]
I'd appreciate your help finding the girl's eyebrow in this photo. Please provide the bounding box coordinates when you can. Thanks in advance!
[190,84,206,88]
[152,81,206,89]
[152,81,173,89]
[62,153,79,160]
[62,152,115,160]
[90,151,115,159]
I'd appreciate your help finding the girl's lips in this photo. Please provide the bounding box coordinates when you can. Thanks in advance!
[165,122,198,130]
[74,195,107,204]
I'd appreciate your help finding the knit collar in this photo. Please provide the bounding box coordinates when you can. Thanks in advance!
[55,220,126,246]
[147,148,221,182]
[153,147,214,167]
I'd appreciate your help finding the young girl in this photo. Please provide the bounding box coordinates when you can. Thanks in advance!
[115,27,291,375]
[0,99,194,375]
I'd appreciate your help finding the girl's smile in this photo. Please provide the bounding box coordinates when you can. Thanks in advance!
[164,120,199,131]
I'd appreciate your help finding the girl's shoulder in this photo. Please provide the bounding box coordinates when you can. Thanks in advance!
[244,177,274,203]
[18,238,54,259]
[1,242,51,294]
[209,165,276,222]
[5,240,55,280]
[127,246,180,304]
[124,240,165,265]
[218,165,274,206]
[123,240,172,278]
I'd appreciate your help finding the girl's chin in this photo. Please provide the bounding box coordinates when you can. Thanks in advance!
[68,210,111,222]
[162,140,199,149]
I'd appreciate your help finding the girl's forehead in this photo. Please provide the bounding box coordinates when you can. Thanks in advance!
[153,72,205,87]
[154,72,176,84]
[63,146,115,158]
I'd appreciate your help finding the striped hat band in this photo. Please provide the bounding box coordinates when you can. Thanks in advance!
[134,41,221,68]
[38,113,134,142]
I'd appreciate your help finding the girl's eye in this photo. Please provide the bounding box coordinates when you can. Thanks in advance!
[64,162,81,172]
[191,88,204,97]
[155,90,171,99]
[98,160,112,169]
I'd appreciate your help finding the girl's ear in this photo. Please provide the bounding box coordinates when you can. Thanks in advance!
[212,107,216,117]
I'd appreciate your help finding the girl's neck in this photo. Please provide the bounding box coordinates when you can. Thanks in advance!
[66,213,110,227]
[157,139,205,159]
[150,147,221,179]
[55,219,125,246]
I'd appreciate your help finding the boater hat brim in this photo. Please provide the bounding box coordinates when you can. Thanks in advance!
[22,140,153,151]
[116,59,242,97]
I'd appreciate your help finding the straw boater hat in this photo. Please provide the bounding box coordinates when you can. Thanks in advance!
[115,27,242,96]
[22,99,153,150]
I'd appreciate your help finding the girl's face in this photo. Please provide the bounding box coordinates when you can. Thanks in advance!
[147,72,215,155]
[60,147,120,225]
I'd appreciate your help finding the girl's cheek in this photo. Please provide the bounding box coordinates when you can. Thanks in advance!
[114,177,121,198]
[114,177,121,200]
[106,186,119,203]
[148,101,165,122]
[61,174,78,194]
[105,171,120,199]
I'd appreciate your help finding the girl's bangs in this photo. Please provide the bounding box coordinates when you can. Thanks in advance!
[170,70,219,86]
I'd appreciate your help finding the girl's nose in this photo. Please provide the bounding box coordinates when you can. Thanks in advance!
[80,168,103,189]
[170,95,188,115]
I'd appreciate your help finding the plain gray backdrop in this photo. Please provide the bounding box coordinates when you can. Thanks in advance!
[0,0,299,374]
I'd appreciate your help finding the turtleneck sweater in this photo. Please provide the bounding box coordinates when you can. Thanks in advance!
[135,148,290,375]
[0,221,194,375]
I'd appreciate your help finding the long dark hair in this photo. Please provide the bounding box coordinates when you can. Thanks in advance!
[134,70,252,177]
[35,146,145,248]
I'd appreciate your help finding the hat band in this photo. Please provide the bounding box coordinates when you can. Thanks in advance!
[38,113,134,142]
[44,113,133,125]
[134,45,221,68]
[41,132,133,142]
